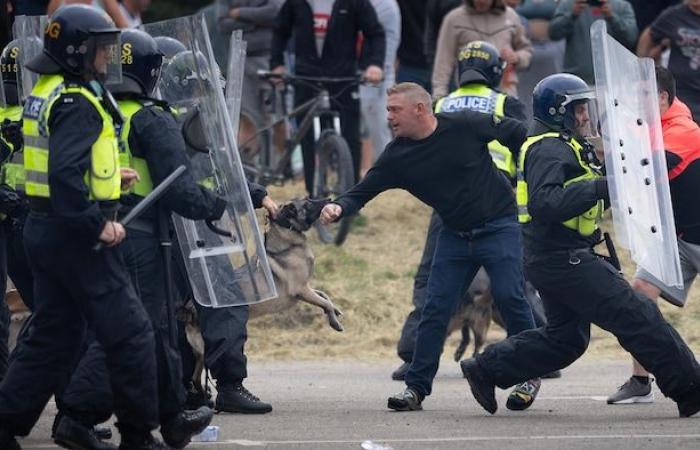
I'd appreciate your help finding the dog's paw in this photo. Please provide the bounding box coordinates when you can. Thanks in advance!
[328,314,344,332]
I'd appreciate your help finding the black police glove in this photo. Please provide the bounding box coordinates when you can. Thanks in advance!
[302,197,331,227]
[1,119,23,152]
[594,177,610,204]
[207,196,227,221]
[0,184,26,218]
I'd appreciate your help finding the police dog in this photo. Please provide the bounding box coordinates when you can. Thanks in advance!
[181,199,343,394]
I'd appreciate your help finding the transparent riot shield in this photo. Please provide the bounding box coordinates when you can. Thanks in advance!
[225,31,246,141]
[145,15,276,307]
[12,15,47,103]
[591,21,684,302]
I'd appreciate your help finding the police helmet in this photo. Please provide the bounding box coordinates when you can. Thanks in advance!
[26,4,121,83]
[154,36,187,62]
[532,73,595,134]
[457,41,505,88]
[1,40,22,105]
[111,29,163,97]
[158,50,212,103]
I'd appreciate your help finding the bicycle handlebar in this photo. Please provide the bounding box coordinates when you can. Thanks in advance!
[257,70,372,85]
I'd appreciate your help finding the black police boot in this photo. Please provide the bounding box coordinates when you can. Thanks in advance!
[118,432,169,450]
[160,406,214,449]
[53,414,117,450]
[185,381,214,410]
[461,358,498,414]
[391,361,411,381]
[677,386,700,418]
[215,381,272,414]
[0,428,21,450]
[52,411,113,442]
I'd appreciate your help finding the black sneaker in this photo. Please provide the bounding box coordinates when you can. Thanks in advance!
[215,382,273,414]
[506,378,541,411]
[53,414,117,450]
[118,433,169,450]
[387,387,423,411]
[93,425,113,441]
[460,358,497,414]
[161,407,214,449]
[391,362,410,381]
[0,429,21,450]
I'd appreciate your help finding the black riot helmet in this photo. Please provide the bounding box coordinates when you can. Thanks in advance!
[1,40,21,106]
[456,41,505,88]
[26,4,122,84]
[111,29,163,97]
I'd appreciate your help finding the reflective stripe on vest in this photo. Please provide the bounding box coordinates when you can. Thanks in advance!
[516,132,603,236]
[117,99,154,197]
[22,74,121,201]
[0,105,25,191]
[434,84,515,177]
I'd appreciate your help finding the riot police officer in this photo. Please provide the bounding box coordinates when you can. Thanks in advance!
[461,73,700,418]
[55,29,225,450]
[0,6,165,449]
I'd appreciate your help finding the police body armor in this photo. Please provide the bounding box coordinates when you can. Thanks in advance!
[0,105,25,192]
[434,84,516,178]
[516,132,603,236]
[117,99,155,198]
[23,74,121,202]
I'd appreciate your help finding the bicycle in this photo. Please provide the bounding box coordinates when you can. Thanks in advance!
[238,71,362,246]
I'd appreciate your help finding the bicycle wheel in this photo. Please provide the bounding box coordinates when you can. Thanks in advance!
[313,131,355,246]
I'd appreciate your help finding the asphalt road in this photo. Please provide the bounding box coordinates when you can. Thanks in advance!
[19,356,700,449]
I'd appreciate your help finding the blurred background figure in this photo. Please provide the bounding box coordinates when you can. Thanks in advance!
[637,0,700,123]
[549,0,637,86]
[47,0,131,28]
[431,0,532,99]
[360,0,401,176]
[396,0,431,90]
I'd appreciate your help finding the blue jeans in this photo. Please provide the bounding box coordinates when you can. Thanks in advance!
[404,215,535,397]
[396,64,431,92]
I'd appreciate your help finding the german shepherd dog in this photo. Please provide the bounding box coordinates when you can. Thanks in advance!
[180,199,343,393]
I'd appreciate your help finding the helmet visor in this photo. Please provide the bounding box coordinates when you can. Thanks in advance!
[87,32,122,86]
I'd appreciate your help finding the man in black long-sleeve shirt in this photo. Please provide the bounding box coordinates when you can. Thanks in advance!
[460,73,700,418]
[320,82,536,411]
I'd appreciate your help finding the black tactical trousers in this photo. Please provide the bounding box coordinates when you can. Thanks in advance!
[61,228,186,424]
[477,248,700,402]
[0,215,158,436]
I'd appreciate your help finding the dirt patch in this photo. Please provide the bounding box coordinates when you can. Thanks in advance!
[248,181,700,362]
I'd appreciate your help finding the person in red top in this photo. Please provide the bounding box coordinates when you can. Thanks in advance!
[607,65,700,405]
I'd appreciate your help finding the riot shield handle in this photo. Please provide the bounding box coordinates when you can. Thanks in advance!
[205,219,233,238]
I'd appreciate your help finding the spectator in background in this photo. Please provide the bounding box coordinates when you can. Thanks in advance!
[117,0,150,28]
[549,0,637,85]
[360,0,401,175]
[432,0,532,99]
[628,0,680,36]
[638,0,700,122]
[514,0,565,119]
[12,0,49,15]
[396,0,431,90]
[424,0,460,69]
[271,0,385,196]
[1,0,11,51]
[47,0,130,28]
[217,0,283,153]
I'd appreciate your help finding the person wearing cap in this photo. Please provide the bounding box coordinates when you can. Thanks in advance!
[0,5,166,450]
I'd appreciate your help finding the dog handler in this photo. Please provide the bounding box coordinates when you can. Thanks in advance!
[460,73,700,418]
[0,6,164,449]
[321,82,538,411]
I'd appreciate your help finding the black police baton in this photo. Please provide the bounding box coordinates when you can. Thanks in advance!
[603,232,622,273]
[93,165,187,251]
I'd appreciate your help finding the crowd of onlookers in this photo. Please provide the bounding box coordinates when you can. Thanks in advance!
[2,0,699,170]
